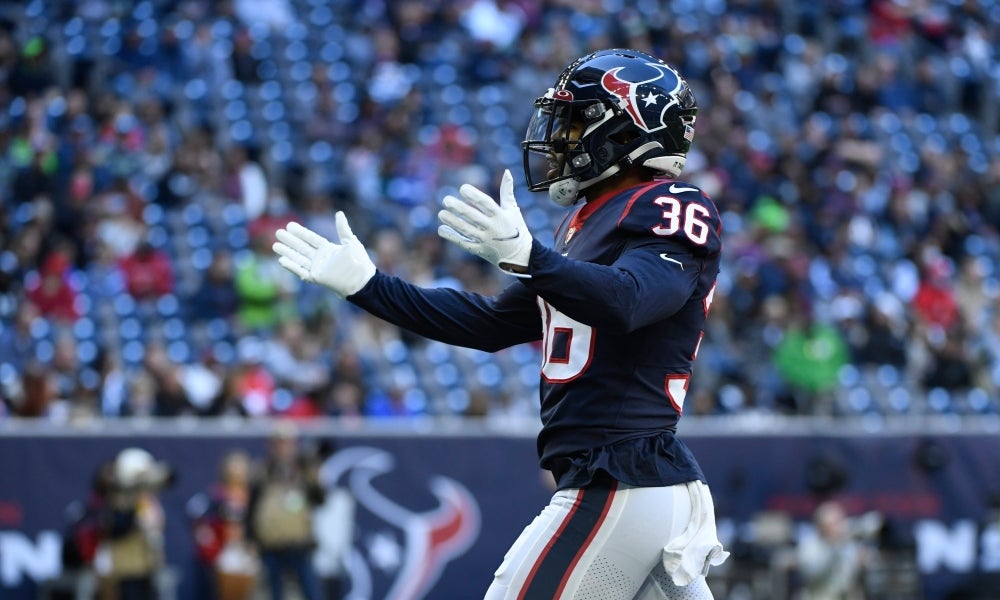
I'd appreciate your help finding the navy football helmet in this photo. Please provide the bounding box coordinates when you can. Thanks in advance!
[523,49,698,205]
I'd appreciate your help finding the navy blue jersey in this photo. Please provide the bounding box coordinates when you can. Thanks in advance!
[349,179,722,490]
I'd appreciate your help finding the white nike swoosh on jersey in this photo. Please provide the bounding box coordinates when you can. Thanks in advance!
[660,254,684,269]
[668,184,698,194]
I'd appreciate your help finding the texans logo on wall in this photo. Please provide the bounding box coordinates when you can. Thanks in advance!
[319,447,481,600]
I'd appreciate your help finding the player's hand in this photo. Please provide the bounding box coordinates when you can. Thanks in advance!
[273,212,376,297]
[438,169,533,276]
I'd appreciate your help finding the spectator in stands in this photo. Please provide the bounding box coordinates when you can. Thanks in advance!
[0,23,17,93]
[982,312,1000,396]
[49,332,85,416]
[0,299,39,373]
[8,124,58,205]
[189,249,239,324]
[204,367,251,418]
[323,379,365,419]
[118,240,175,301]
[849,295,909,370]
[231,336,276,416]
[178,349,227,416]
[85,239,128,304]
[263,318,330,397]
[229,28,261,86]
[912,255,960,331]
[93,178,146,260]
[8,35,53,98]
[222,143,268,221]
[94,110,145,181]
[234,228,296,332]
[25,249,79,323]
[954,255,992,332]
[922,329,976,394]
[143,341,192,417]
[364,385,423,419]
[11,362,54,417]
[773,307,850,413]
[125,370,159,417]
[137,112,173,183]
[96,348,128,418]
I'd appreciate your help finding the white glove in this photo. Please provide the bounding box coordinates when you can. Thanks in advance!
[272,212,376,297]
[438,169,533,276]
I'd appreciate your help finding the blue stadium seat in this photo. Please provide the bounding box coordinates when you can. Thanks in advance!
[77,340,98,365]
[122,340,146,366]
[926,388,954,414]
[119,317,143,341]
[163,317,186,341]
[156,294,180,318]
[382,338,409,364]
[475,363,503,389]
[167,340,190,363]
[72,317,95,341]
[112,294,137,318]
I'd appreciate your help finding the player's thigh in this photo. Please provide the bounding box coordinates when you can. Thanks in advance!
[568,484,693,598]
[484,488,579,600]
[486,481,692,600]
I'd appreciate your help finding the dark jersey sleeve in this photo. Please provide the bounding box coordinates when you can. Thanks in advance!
[347,272,542,352]
[522,239,700,332]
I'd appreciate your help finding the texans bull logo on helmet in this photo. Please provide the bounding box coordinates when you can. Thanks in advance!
[599,62,686,134]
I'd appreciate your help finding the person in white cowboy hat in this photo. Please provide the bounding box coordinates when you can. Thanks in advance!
[92,447,174,600]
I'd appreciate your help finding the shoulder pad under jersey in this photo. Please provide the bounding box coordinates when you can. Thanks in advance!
[615,180,722,255]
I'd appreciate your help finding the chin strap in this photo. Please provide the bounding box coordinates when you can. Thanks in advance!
[548,179,580,206]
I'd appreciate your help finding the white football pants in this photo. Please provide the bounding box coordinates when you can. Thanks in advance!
[484,479,727,600]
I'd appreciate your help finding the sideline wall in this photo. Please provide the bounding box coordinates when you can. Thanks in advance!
[0,418,998,599]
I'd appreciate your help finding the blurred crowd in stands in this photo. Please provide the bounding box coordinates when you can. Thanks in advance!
[0,0,998,423]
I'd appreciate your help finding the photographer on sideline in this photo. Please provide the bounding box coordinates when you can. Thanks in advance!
[247,421,325,600]
[797,501,881,600]
[93,447,174,600]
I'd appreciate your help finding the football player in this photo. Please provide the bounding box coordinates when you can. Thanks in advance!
[274,49,728,599]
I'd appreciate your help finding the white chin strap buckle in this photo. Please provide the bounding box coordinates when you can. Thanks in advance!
[549,179,580,206]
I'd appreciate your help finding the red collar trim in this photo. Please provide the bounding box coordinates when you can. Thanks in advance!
[570,180,663,231]
[568,184,634,231]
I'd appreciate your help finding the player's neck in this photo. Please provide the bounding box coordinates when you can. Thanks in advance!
[582,170,652,203]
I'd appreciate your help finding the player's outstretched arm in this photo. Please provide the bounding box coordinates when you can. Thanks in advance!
[274,210,542,351]
[438,169,534,277]
[273,212,376,298]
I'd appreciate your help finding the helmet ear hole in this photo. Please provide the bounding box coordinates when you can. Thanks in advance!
[582,103,604,120]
